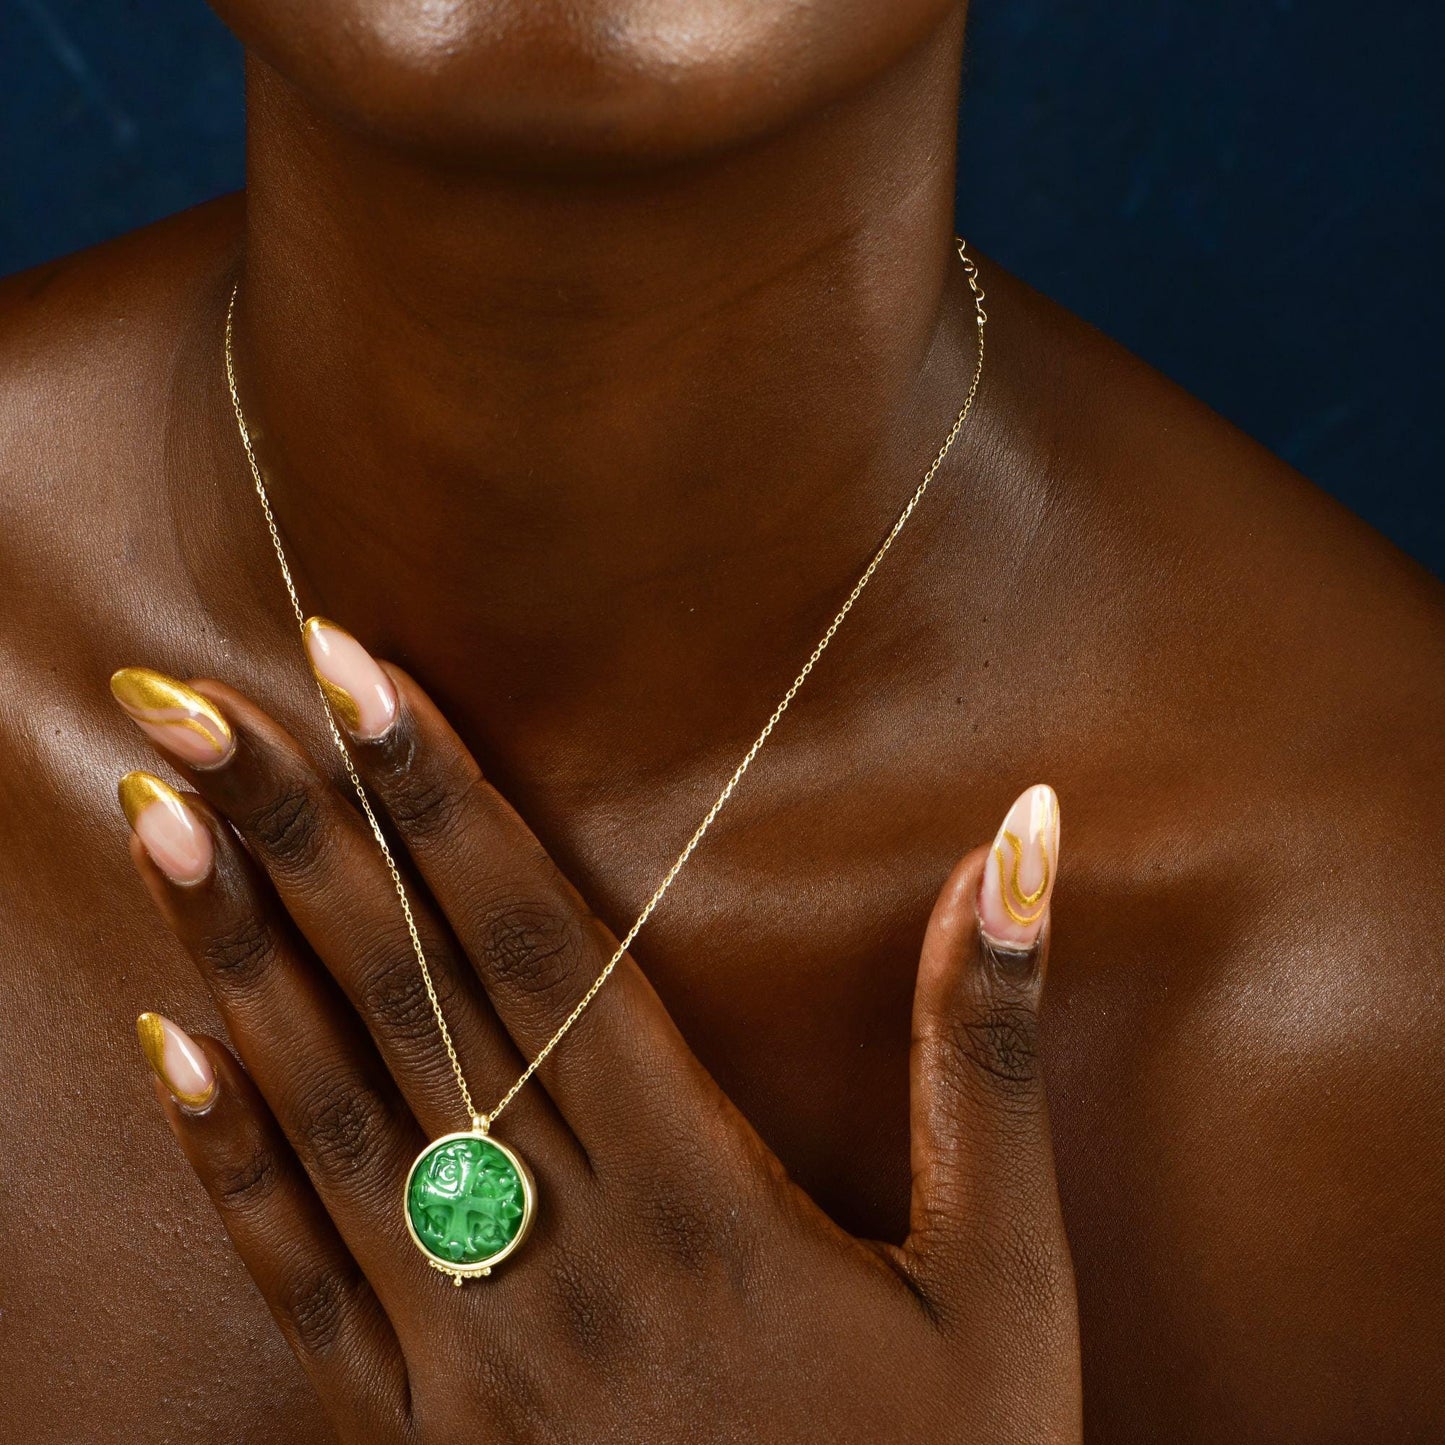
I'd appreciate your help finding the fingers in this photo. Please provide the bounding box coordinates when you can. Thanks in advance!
[111,665,572,1163]
[120,771,427,1283]
[137,1018,408,1440]
[906,785,1077,1342]
[300,619,714,1156]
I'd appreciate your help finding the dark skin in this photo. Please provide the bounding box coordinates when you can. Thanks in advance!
[1,2,1442,1440]
[123,665,1080,1444]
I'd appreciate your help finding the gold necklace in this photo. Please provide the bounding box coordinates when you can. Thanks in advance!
[223,240,988,1283]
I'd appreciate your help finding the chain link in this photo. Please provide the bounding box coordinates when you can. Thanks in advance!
[223,239,987,1132]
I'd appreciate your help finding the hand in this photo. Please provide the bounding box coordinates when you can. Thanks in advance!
[112,624,1081,1443]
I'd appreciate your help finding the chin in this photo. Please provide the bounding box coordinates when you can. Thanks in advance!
[209,0,961,166]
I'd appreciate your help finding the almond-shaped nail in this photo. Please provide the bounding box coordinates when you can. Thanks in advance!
[136,1012,216,1110]
[110,667,234,768]
[978,784,1060,950]
[302,617,397,740]
[119,771,214,885]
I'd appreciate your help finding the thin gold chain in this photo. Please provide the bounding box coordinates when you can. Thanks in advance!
[223,239,988,1133]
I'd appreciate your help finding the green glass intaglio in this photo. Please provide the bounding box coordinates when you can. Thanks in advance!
[404,1132,536,1282]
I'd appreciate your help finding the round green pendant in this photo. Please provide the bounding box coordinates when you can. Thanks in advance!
[403,1131,537,1283]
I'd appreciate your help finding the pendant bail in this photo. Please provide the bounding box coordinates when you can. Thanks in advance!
[471,1112,490,1135]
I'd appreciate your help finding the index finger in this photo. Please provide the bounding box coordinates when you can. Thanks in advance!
[301,618,718,1162]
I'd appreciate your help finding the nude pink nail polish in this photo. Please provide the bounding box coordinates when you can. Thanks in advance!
[302,617,398,740]
[977,784,1060,949]
[118,772,214,885]
[136,1012,216,1110]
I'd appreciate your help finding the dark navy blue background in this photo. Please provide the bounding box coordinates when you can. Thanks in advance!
[3,1,1440,575]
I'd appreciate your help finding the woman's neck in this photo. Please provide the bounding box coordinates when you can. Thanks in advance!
[225,27,975,785]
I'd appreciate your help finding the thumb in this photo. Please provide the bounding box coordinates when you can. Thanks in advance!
[906,783,1075,1336]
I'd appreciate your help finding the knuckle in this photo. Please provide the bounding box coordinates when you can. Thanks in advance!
[357,941,451,1045]
[210,1142,282,1213]
[951,1001,1043,1109]
[544,1239,623,1361]
[383,757,474,843]
[280,1266,354,1358]
[470,892,582,1004]
[641,1184,719,1277]
[199,912,279,988]
[245,780,327,870]
[294,1074,393,1183]
[463,1350,547,1444]
[633,1122,747,1281]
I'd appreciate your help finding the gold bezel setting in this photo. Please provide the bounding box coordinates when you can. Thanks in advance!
[402,1130,537,1284]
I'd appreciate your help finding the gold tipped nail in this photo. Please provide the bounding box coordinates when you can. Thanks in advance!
[136,1011,167,1078]
[136,1012,216,1110]
[301,617,362,730]
[109,667,234,764]
[117,770,183,829]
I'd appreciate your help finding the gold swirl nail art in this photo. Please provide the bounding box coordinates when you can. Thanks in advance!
[302,619,363,731]
[110,667,234,767]
[302,617,398,739]
[136,1012,216,1110]
[979,784,1060,947]
[995,817,1054,925]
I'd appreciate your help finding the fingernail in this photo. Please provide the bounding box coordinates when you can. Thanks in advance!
[110,668,235,768]
[118,771,214,885]
[978,784,1060,950]
[136,1012,216,1111]
[302,617,397,740]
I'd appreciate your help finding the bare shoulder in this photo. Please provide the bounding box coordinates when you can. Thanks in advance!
[0,203,325,1441]
[0,192,238,355]
[0,194,248,816]
[979,259,1445,875]
[0,196,243,995]
[980,267,1445,1433]
[0,194,239,528]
